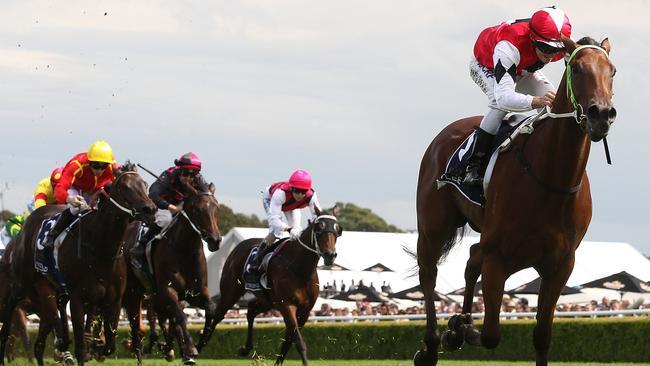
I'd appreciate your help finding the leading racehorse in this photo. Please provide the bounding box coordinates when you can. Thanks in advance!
[196,212,341,365]
[123,182,221,365]
[414,36,616,366]
[0,162,157,366]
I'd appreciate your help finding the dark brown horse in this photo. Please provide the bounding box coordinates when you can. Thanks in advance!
[0,239,33,364]
[197,213,341,365]
[123,182,221,365]
[413,37,616,366]
[0,163,157,366]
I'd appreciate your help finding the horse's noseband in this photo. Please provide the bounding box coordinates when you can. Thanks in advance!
[297,215,340,257]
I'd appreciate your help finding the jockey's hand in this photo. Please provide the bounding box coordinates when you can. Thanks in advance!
[289,227,301,240]
[66,195,86,207]
[532,91,556,109]
[168,204,181,214]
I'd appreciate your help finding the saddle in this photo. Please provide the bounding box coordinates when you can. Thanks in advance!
[437,113,540,206]
[34,212,88,274]
[242,238,290,291]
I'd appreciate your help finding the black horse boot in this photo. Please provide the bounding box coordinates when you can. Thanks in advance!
[463,128,495,186]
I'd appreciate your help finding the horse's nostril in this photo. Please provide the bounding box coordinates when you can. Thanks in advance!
[608,107,617,121]
[587,105,600,120]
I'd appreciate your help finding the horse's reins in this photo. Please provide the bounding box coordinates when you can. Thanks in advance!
[515,45,612,194]
[545,44,613,164]
[296,215,339,257]
[98,171,142,218]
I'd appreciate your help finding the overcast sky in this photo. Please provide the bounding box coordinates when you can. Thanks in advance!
[1,1,649,253]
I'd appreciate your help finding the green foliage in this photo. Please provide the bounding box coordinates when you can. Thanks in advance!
[0,209,16,223]
[327,202,403,233]
[218,203,266,234]
[26,318,650,362]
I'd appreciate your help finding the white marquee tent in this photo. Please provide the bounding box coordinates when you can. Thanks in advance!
[205,228,650,303]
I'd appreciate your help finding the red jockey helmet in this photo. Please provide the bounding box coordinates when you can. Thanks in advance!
[288,170,312,190]
[50,167,64,187]
[529,7,571,50]
[174,152,202,171]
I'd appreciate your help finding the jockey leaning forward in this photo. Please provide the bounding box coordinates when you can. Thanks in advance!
[462,6,571,186]
[248,169,322,272]
[130,152,209,292]
[36,140,119,303]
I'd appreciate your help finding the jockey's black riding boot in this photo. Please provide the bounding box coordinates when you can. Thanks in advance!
[42,209,76,249]
[463,128,495,186]
[249,243,268,272]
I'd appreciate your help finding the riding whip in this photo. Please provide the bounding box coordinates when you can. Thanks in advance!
[136,163,185,198]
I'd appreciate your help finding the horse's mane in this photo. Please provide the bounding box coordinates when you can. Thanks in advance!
[576,36,600,47]
[118,160,137,174]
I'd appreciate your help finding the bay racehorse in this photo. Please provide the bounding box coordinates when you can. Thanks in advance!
[414,36,615,366]
[123,182,221,365]
[196,212,341,365]
[0,162,157,366]
[0,239,33,364]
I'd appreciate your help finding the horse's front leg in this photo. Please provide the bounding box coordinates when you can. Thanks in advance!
[160,287,197,363]
[275,304,300,365]
[534,255,576,366]
[102,299,122,357]
[192,288,215,355]
[69,295,89,365]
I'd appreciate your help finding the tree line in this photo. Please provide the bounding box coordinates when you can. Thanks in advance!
[1,201,404,236]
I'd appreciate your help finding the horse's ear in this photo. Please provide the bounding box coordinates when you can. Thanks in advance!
[104,182,112,194]
[600,38,611,55]
[314,206,323,217]
[332,205,341,217]
[562,35,577,55]
[209,182,216,195]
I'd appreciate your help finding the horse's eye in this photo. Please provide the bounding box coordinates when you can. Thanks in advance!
[315,222,325,232]
[612,67,617,77]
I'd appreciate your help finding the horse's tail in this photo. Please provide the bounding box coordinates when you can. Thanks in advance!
[403,225,467,277]
[439,225,467,264]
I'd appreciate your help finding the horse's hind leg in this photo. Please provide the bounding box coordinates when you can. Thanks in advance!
[34,318,52,366]
[456,243,483,347]
[0,294,19,365]
[478,253,507,349]
[14,308,33,363]
[534,255,576,366]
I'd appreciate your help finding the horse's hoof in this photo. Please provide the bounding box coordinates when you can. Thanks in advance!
[94,354,106,363]
[447,314,462,332]
[53,349,64,362]
[63,352,75,366]
[441,329,463,352]
[238,346,251,357]
[462,325,482,346]
[183,358,196,366]
[164,350,175,363]
[184,345,199,358]
[413,349,436,365]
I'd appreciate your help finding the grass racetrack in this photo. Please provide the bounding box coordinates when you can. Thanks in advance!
[3,359,649,365]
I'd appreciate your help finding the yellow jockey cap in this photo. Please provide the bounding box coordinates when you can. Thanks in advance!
[87,140,114,163]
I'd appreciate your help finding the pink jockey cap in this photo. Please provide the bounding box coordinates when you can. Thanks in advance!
[174,152,202,171]
[288,170,312,190]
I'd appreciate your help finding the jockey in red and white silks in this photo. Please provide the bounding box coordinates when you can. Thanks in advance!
[463,6,572,186]
[249,169,322,271]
